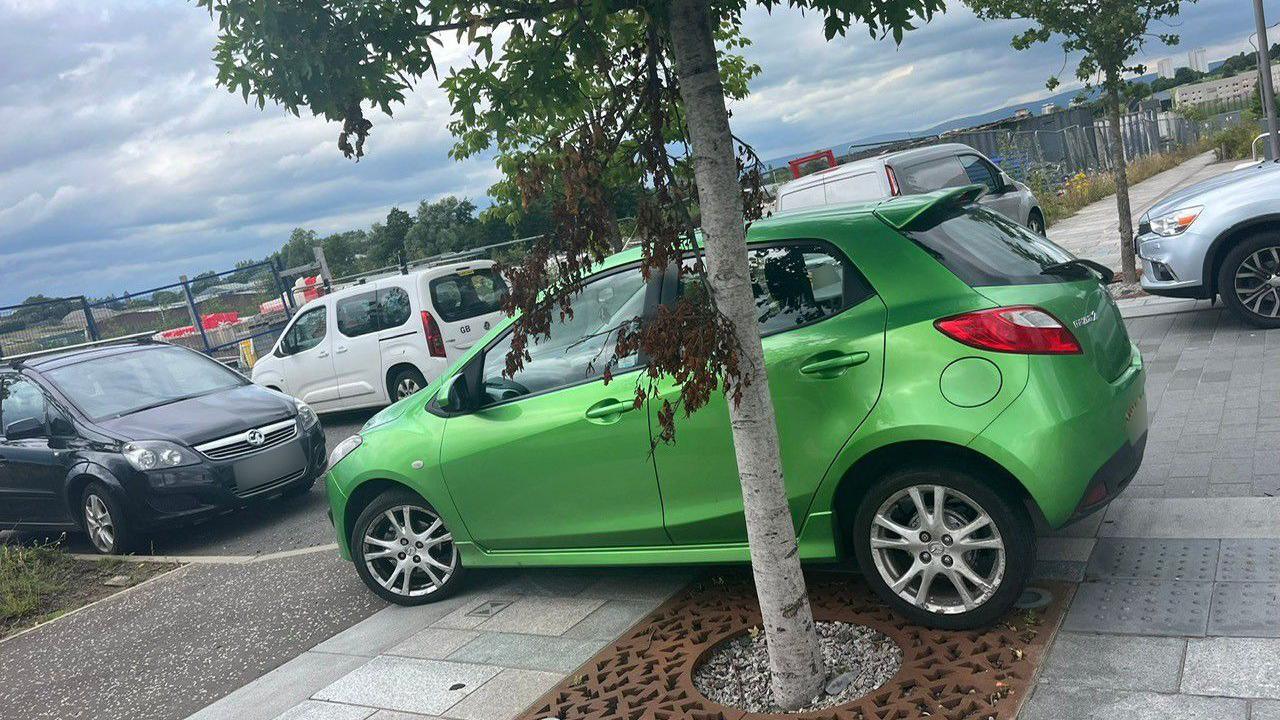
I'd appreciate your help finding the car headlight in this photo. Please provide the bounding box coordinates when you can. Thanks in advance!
[122,441,199,471]
[1148,205,1203,236]
[329,434,363,469]
[296,402,320,430]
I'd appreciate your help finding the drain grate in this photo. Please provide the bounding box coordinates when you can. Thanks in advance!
[1085,538,1219,581]
[1208,582,1280,637]
[517,572,1073,720]
[1216,540,1280,583]
[1063,580,1211,636]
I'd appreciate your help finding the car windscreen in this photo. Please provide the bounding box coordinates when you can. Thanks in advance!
[901,206,1079,286]
[429,269,509,323]
[44,346,247,420]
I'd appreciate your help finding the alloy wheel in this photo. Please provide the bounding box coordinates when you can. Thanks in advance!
[1028,216,1045,236]
[84,494,115,553]
[1233,247,1280,319]
[868,484,1006,615]
[361,505,456,597]
[396,378,421,399]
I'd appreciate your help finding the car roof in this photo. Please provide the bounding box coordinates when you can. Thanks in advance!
[13,342,163,372]
[322,259,497,302]
[777,142,978,195]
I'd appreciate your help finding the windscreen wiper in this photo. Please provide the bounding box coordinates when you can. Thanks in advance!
[1041,258,1116,285]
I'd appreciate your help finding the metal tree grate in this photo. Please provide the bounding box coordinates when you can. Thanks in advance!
[518,572,1072,720]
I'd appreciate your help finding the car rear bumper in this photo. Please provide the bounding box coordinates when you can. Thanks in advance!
[969,343,1148,528]
[116,422,328,530]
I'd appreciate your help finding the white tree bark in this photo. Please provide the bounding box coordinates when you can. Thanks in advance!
[1106,79,1137,284]
[666,0,826,709]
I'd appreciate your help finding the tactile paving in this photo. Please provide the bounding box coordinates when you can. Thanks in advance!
[1063,580,1211,636]
[1208,582,1280,637]
[1217,540,1280,582]
[1085,538,1219,581]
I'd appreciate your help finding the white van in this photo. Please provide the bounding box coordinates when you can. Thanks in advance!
[251,260,508,412]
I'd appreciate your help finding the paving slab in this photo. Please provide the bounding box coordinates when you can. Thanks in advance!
[1037,536,1096,563]
[1218,540,1280,582]
[272,700,376,720]
[189,652,372,720]
[1039,633,1186,693]
[1208,583,1280,638]
[1251,700,1280,719]
[1033,560,1086,582]
[1182,638,1280,699]
[314,656,500,716]
[311,599,473,658]
[385,628,481,661]
[1085,538,1219,581]
[1021,685,1246,720]
[476,595,606,636]
[1099,498,1280,539]
[1063,580,1211,636]
[447,632,605,673]
[561,599,664,641]
[445,668,563,720]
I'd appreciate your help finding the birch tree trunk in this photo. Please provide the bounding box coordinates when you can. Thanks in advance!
[1106,80,1138,284]
[666,0,826,709]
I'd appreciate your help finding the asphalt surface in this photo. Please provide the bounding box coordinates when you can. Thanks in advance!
[0,551,383,720]
[46,408,378,558]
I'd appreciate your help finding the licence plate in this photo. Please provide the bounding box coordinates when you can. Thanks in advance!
[234,442,306,492]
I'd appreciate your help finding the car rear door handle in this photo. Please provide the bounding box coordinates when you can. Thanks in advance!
[800,352,870,377]
[335,346,348,354]
[317,351,330,358]
[584,399,638,421]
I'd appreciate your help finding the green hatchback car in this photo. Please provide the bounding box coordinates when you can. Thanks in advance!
[323,186,1147,628]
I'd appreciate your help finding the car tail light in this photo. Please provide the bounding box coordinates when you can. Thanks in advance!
[885,165,901,196]
[421,310,446,358]
[935,306,1081,355]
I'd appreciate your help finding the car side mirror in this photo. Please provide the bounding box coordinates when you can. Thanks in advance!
[1000,174,1018,193]
[48,413,76,438]
[4,417,46,441]
[436,373,470,412]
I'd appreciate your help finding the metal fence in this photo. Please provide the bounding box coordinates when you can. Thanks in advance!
[1,259,295,370]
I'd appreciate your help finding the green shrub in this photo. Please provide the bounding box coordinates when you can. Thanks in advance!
[1210,124,1259,160]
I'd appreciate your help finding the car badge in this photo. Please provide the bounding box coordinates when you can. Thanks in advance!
[1072,310,1098,329]
[246,429,266,446]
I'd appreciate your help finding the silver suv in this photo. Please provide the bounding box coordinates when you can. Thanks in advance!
[773,143,1046,234]
[1137,159,1280,326]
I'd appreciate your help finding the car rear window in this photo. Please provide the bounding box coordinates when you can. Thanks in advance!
[429,268,509,323]
[902,206,1077,286]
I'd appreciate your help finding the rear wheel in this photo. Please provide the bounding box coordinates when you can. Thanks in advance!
[351,489,463,605]
[852,466,1033,629]
[388,367,427,401]
[1218,232,1280,328]
[1027,211,1046,236]
[81,483,136,555]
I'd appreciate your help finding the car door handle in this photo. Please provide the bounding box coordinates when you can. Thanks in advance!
[800,352,870,377]
[317,351,330,358]
[335,346,348,354]
[584,400,638,421]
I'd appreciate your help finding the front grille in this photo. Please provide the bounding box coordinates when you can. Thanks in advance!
[195,419,298,462]
[233,468,307,499]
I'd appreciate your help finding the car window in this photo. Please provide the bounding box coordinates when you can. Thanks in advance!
[378,286,412,329]
[823,173,884,204]
[897,156,968,194]
[678,244,873,335]
[429,269,509,323]
[336,291,380,337]
[959,155,1002,194]
[282,306,327,354]
[43,346,246,420]
[902,206,1077,287]
[777,183,825,211]
[478,268,647,405]
[0,377,48,437]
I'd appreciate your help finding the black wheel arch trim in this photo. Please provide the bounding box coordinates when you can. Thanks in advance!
[1204,214,1280,297]
[65,460,127,525]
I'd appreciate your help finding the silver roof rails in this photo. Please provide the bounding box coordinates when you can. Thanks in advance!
[3,331,160,365]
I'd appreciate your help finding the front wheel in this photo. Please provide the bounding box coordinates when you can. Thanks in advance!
[1218,233,1280,328]
[1027,212,1046,236]
[852,466,1033,629]
[82,482,136,555]
[351,489,464,605]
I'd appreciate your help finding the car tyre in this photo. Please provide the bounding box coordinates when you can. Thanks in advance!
[81,482,136,555]
[389,367,428,401]
[851,465,1033,630]
[1027,211,1046,236]
[1217,232,1280,328]
[351,488,464,605]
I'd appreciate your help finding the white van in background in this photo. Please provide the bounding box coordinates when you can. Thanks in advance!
[773,143,1047,235]
[252,260,507,412]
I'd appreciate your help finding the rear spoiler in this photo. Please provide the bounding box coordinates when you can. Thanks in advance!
[873,184,987,230]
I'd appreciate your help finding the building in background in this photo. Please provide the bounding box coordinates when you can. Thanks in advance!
[1174,64,1280,106]
[1189,48,1209,73]
[1041,102,1059,115]
[1157,58,1175,79]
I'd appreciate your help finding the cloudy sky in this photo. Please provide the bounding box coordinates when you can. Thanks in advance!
[0,0,1269,305]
